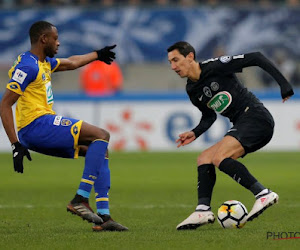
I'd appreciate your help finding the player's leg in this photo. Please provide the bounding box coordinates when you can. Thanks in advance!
[74,122,128,231]
[92,152,128,231]
[214,121,278,222]
[67,122,110,224]
[176,140,232,230]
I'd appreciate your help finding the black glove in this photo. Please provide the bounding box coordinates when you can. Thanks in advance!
[11,141,32,173]
[95,45,116,65]
[281,87,294,100]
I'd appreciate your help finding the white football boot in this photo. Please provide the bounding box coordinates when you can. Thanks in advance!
[247,189,279,222]
[176,208,215,230]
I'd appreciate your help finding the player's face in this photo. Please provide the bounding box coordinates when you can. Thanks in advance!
[168,49,192,78]
[44,27,60,58]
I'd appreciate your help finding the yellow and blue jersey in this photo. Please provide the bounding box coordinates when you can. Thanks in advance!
[7,51,60,131]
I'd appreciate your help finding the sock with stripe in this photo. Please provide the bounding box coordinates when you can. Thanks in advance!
[219,158,265,195]
[94,156,111,215]
[77,140,108,199]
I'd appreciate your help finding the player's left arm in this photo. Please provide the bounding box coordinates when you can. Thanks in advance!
[55,45,116,72]
[215,52,294,102]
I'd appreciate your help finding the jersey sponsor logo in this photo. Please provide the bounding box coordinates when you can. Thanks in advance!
[53,116,62,126]
[210,82,219,91]
[220,56,232,63]
[207,91,232,113]
[45,81,54,104]
[61,119,72,126]
[12,69,27,84]
[9,84,19,90]
[203,86,212,98]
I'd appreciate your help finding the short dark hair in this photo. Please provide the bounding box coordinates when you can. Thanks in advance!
[167,41,196,60]
[29,21,55,44]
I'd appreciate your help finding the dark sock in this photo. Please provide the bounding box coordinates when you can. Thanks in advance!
[71,194,88,204]
[197,164,216,206]
[219,158,265,195]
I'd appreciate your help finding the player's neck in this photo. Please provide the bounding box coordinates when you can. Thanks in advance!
[188,62,201,82]
[30,47,46,62]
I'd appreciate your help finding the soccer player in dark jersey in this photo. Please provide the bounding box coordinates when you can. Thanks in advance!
[167,41,294,230]
[0,21,128,231]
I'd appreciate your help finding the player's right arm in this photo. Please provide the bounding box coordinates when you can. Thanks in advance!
[176,99,217,148]
[0,89,20,144]
[0,89,32,174]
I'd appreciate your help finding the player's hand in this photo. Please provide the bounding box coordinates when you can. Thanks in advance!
[176,131,196,148]
[281,88,294,103]
[96,45,116,65]
[11,141,32,174]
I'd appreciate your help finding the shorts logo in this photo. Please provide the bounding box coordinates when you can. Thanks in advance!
[53,116,62,126]
[9,84,19,90]
[220,56,232,63]
[203,86,212,98]
[12,69,27,84]
[210,82,219,91]
[61,119,72,126]
[73,125,78,135]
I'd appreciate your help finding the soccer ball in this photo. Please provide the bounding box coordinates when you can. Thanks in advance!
[217,200,248,229]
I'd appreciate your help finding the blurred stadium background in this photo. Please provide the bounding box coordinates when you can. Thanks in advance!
[0,0,299,151]
[1,2,300,249]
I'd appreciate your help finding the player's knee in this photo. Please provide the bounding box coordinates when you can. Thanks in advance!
[197,152,212,166]
[211,155,226,168]
[101,129,110,141]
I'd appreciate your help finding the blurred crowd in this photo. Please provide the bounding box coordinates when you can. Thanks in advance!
[1,0,299,7]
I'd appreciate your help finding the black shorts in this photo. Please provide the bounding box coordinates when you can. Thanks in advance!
[225,106,274,156]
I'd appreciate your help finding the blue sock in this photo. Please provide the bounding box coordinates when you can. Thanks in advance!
[77,140,108,199]
[94,156,110,215]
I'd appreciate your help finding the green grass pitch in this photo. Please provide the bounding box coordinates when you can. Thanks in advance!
[0,152,299,249]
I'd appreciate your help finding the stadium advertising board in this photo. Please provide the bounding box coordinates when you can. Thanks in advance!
[1,100,299,152]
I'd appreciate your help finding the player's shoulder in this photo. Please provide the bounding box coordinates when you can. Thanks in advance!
[14,51,39,71]
[45,56,58,63]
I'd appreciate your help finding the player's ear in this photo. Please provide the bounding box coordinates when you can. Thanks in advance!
[187,52,194,63]
[40,33,47,44]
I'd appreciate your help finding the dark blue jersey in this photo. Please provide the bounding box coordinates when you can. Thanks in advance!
[187,52,294,138]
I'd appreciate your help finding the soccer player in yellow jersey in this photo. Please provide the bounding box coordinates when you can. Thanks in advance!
[0,21,128,231]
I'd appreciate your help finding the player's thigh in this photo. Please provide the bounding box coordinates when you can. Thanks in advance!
[79,121,110,145]
[18,115,83,158]
[197,136,244,166]
[211,136,245,167]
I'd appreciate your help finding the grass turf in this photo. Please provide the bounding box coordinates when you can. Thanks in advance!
[0,152,299,250]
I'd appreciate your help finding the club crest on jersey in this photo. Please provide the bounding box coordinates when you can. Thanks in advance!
[12,69,27,84]
[203,86,212,98]
[42,73,46,81]
[207,91,232,113]
[9,84,19,90]
[220,56,232,63]
[210,82,219,91]
[61,119,72,126]
[73,125,79,135]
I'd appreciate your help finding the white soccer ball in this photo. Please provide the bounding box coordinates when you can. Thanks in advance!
[217,200,248,229]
